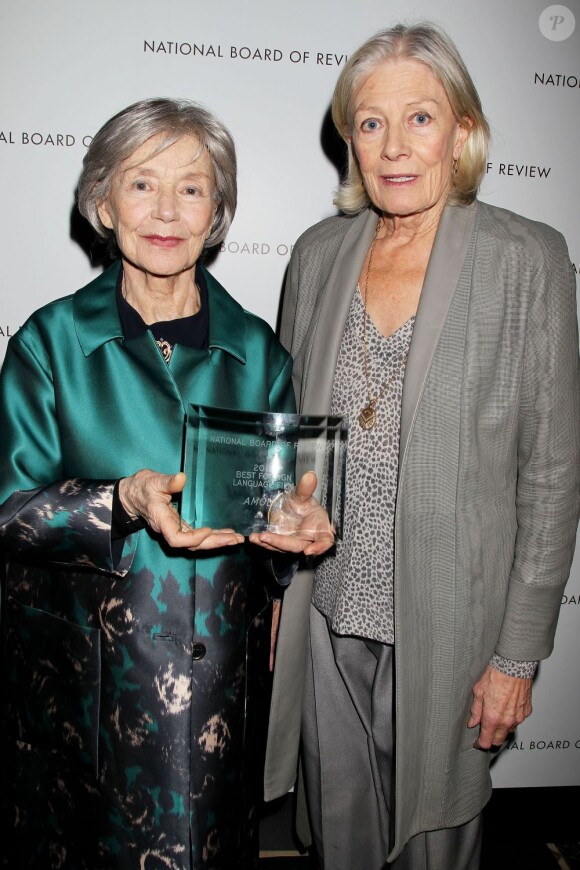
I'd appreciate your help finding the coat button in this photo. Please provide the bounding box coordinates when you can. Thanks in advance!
[192,642,206,660]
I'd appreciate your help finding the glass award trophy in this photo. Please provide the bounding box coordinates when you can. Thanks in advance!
[181,405,347,538]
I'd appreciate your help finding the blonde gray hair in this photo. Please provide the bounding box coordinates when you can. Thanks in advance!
[78,97,237,249]
[332,22,490,213]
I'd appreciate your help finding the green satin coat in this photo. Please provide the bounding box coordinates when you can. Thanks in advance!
[0,261,294,869]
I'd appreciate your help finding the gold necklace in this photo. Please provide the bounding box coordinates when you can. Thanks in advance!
[155,338,174,363]
[358,220,409,431]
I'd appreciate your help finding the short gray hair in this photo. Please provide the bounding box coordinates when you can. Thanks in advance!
[332,22,490,213]
[78,97,237,249]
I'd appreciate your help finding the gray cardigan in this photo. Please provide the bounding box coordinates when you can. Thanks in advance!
[264,200,580,859]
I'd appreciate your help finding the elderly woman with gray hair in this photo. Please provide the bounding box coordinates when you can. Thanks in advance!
[264,22,580,870]
[0,98,331,869]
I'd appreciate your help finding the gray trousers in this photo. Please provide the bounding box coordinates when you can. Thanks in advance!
[301,605,482,870]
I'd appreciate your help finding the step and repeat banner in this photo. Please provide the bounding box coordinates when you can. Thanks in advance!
[1,0,578,787]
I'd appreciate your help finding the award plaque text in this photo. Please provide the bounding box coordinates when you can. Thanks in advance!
[181,406,347,537]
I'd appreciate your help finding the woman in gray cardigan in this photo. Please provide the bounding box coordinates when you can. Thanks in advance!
[264,22,580,870]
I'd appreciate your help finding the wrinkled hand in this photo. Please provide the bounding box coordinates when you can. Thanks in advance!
[468,664,533,750]
[249,471,335,557]
[118,469,244,551]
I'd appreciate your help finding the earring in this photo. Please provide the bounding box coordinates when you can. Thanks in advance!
[452,157,458,176]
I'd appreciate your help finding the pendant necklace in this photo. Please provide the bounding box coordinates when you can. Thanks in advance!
[358,219,409,431]
[155,338,174,363]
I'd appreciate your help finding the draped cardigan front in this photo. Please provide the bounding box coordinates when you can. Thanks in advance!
[0,261,294,869]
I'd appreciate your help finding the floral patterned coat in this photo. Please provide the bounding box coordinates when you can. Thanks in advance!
[0,262,294,869]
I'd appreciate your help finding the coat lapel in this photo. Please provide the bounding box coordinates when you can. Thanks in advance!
[300,202,477,457]
[399,201,477,462]
[301,209,379,414]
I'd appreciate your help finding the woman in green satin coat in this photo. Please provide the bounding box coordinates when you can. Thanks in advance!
[0,98,332,870]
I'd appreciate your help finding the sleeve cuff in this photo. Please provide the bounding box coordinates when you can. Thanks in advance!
[489,653,538,679]
[271,554,299,587]
[112,480,146,539]
[495,579,564,660]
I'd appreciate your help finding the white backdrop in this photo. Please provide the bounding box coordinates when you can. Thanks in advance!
[1,0,579,787]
